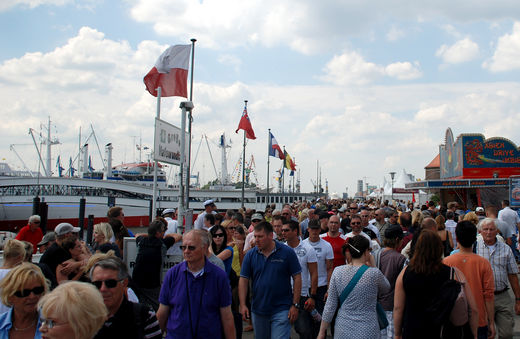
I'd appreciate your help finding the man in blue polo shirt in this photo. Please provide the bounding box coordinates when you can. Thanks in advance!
[239,221,302,339]
[157,229,235,339]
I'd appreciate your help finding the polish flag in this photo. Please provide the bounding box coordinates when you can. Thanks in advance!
[269,132,285,160]
[143,45,191,97]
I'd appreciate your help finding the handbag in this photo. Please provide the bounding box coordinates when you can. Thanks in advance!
[449,268,469,326]
[339,265,389,329]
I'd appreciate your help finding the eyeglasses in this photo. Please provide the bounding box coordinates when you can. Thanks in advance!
[350,222,361,225]
[361,215,369,217]
[329,221,339,224]
[349,207,357,210]
[40,318,68,329]
[14,286,44,298]
[281,229,291,233]
[227,227,237,231]
[213,233,224,238]
[180,245,197,251]
[33,221,41,224]
[92,279,123,289]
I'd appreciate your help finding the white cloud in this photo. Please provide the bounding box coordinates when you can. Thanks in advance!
[385,62,422,80]
[484,22,520,72]
[436,38,479,64]
[217,54,242,72]
[321,52,421,84]
[386,25,405,42]
[0,0,70,11]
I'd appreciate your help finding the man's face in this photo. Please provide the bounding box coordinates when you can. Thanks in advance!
[308,210,315,220]
[349,204,358,214]
[254,229,273,251]
[328,216,340,233]
[272,219,283,238]
[282,209,291,220]
[481,222,498,245]
[29,220,40,231]
[375,211,385,223]
[182,233,207,264]
[320,218,329,230]
[389,213,399,225]
[91,267,127,313]
[282,224,296,242]
[350,218,362,233]
[360,211,370,226]
[308,227,321,240]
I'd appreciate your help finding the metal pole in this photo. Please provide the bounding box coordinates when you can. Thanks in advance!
[152,87,161,218]
[179,101,194,219]
[267,128,270,208]
[241,101,247,209]
[185,39,196,210]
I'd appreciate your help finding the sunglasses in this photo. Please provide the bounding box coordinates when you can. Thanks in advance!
[180,245,197,251]
[92,279,122,289]
[14,286,44,298]
[281,229,291,233]
[350,222,361,225]
[227,227,237,231]
[40,318,67,329]
[213,233,224,238]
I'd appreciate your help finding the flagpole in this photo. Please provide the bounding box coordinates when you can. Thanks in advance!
[267,128,270,208]
[241,100,247,209]
[282,146,285,194]
[185,38,196,211]
[152,86,161,221]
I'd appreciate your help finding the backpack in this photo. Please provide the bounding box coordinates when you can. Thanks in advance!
[424,267,468,328]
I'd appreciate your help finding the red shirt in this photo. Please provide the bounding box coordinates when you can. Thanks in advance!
[15,225,43,253]
[321,234,347,268]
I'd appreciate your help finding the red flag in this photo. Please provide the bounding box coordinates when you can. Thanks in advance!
[144,45,191,97]
[235,104,256,139]
[412,192,416,203]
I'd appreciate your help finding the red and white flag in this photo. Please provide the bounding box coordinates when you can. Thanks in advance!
[143,45,191,97]
[235,104,256,139]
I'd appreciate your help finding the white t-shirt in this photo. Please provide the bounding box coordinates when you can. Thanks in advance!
[164,217,178,235]
[289,240,317,297]
[345,232,381,252]
[302,238,333,287]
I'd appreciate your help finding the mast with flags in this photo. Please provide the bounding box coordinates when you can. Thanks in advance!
[235,100,256,208]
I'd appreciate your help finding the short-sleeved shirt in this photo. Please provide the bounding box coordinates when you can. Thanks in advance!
[320,234,347,268]
[39,242,71,278]
[476,238,519,291]
[498,206,520,231]
[15,225,43,253]
[240,241,301,316]
[378,248,406,311]
[159,259,231,339]
[289,241,317,296]
[303,238,334,287]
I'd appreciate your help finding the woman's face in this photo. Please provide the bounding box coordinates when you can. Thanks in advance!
[8,277,43,316]
[69,240,82,260]
[212,230,225,247]
[93,230,105,244]
[40,309,75,339]
[233,229,245,241]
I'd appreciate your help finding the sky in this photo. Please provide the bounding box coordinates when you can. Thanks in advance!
[2,0,520,197]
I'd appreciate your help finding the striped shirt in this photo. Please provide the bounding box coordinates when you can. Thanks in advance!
[476,238,518,291]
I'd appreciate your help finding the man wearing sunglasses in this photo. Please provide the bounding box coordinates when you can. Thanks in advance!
[91,257,161,339]
[15,215,43,254]
[157,230,235,339]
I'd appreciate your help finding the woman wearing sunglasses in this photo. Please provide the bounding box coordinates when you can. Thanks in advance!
[209,225,233,275]
[0,262,49,338]
[38,281,107,339]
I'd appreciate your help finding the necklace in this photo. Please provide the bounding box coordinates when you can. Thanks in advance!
[13,320,36,331]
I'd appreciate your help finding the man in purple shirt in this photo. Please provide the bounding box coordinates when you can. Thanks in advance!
[157,229,235,339]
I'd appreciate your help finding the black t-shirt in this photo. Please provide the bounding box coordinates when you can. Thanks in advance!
[340,217,351,234]
[39,242,71,278]
[362,227,378,240]
[132,236,175,288]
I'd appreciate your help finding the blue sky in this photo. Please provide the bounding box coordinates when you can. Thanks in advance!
[2,0,520,196]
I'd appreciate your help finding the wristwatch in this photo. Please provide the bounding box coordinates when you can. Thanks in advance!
[292,303,300,308]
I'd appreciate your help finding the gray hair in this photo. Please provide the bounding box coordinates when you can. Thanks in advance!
[89,257,129,281]
[28,215,41,223]
[478,217,496,231]
[184,229,210,248]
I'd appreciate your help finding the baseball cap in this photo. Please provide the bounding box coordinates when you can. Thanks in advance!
[385,224,404,239]
[318,212,330,220]
[251,213,263,221]
[54,223,80,236]
[475,207,484,213]
[37,232,56,246]
[308,220,321,229]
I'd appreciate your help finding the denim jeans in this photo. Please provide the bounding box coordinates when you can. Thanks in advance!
[252,309,291,339]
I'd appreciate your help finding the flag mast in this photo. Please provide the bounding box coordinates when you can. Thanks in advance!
[151,86,161,221]
[267,128,270,208]
[185,38,196,212]
[241,100,247,209]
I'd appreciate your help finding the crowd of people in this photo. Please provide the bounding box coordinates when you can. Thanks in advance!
[2,197,520,338]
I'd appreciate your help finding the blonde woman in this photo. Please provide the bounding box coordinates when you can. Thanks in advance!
[38,281,107,339]
[0,239,26,313]
[92,223,121,258]
[0,263,49,338]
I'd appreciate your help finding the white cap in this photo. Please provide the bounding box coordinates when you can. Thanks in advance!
[162,208,175,216]
[54,223,80,236]
[203,199,215,207]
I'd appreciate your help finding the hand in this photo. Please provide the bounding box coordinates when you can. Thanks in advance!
[239,304,250,321]
[288,305,298,323]
[60,261,77,275]
[487,323,496,339]
[170,233,183,243]
[304,298,315,312]
[249,238,256,248]
[515,300,520,315]
[324,292,328,301]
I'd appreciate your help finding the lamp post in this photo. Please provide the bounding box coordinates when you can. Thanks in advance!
[389,171,396,203]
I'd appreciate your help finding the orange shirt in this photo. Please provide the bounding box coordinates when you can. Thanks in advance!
[443,252,495,327]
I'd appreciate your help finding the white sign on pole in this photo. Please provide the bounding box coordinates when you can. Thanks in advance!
[154,118,188,165]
